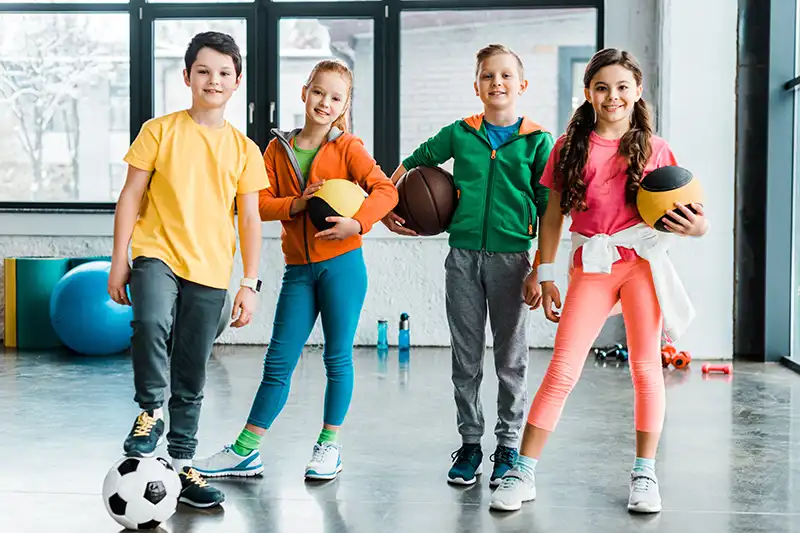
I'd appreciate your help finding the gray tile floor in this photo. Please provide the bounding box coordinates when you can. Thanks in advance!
[1,345,799,532]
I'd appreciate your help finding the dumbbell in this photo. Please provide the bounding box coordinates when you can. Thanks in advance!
[702,364,731,375]
[594,344,628,362]
[661,344,677,367]
[671,351,692,369]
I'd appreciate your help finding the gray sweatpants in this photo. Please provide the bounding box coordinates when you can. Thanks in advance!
[445,248,531,448]
[129,257,227,460]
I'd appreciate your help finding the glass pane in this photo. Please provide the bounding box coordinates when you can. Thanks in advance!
[793,64,800,359]
[399,8,598,172]
[0,13,130,202]
[0,0,126,3]
[154,19,248,135]
[279,18,375,155]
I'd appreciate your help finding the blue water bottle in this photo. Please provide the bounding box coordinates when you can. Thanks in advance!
[377,319,389,349]
[398,313,410,350]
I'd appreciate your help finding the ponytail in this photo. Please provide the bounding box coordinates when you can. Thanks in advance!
[557,100,595,214]
[619,98,653,205]
[332,101,350,132]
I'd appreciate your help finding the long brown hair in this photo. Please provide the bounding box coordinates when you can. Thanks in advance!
[304,59,353,132]
[556,48,653,214]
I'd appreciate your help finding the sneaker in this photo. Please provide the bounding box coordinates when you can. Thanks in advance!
[305,442,343,480]
[628,470,662,513]
[123,410,165,458]
[489,446,519,487]
[489,468,536,511]
[178,467,225,508]
[193,445,264,478]
[447,444,483,485]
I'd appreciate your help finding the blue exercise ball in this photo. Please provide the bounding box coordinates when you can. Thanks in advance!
[49,260,133,355]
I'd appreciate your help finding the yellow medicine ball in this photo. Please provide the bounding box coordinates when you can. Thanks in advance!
[637,166,704,232]
[307,179,367,232]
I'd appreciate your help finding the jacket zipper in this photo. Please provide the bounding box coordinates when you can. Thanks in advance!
[524,195,533,235]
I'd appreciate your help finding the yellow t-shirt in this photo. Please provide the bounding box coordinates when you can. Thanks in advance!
[123,110,268,289]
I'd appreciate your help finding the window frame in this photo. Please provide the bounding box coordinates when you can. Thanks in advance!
[0,0,602,211]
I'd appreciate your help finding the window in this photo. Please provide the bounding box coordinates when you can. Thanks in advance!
[0,13,130,203]
[399,8,598,172]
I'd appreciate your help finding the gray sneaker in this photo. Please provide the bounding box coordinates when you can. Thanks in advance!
[488,468,536,512]
[628,470,662,513]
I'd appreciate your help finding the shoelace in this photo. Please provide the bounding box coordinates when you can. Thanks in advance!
[631,473,656,492]
[490,447,517,467]
[311,444,335,463]
[132,412,156,437]
[451,445,479,465]
[183,468,209,488]
[498,474,523,490]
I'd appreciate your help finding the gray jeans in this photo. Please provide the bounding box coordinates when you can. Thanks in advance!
[129,257,227,459]
[445,248,531,448]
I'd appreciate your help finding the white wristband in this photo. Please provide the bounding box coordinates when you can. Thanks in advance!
[537,262,555,283]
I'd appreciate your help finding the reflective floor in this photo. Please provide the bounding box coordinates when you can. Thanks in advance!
[1,345,799,532]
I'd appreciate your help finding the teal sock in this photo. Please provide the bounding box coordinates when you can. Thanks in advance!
[317,428,338,444]
[232,428,262,456]
[633,457,656,473]
[516,454,538,478]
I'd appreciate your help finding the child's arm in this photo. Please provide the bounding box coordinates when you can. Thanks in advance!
[231,191,261,327]
[347,139,399,235]
[108,165,150,306]
[258,142,298,221]
[537,189,566,322]
[532,134,555,218]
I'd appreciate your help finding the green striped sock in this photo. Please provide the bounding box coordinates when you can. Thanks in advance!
[231,428,262,456]
[317,428,338,444]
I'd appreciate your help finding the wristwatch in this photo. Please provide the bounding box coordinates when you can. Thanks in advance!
[240,277,262,293]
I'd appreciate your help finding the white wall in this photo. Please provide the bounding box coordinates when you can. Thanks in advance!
[0,0,737,358]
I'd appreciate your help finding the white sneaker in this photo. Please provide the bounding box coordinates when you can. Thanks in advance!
[489,468,536,511]
[628,470,662,513]
[192,445,264,478]
[305,442,343,480]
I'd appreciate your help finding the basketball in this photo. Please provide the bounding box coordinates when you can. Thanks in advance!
[307,179,367,232]
[637,165,704,232]
[394,166,457,236]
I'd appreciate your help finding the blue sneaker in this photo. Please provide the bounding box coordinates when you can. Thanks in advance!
[192,445,264,478]
[490,446,519,487]
[447,444,483,485]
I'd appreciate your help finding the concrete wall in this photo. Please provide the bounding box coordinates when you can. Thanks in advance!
[0,0,738,358]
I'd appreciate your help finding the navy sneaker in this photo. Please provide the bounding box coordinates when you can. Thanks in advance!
[179,467,225,508]
[123,410,165,458]
[490,446,519,487]
[447,444,483,485]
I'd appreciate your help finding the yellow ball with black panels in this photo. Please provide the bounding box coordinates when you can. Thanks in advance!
[637,165,704,232]
[307,179,367,232]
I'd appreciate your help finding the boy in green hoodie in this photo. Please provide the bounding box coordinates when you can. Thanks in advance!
[383,44,554,486]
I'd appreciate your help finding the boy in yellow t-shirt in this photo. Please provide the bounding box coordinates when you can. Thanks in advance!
[108,31,268,509]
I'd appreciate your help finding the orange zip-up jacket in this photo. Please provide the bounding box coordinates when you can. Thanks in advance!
[259,127,398,265]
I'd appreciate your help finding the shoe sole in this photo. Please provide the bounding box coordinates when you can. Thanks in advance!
[447,464,483,485]
[179,494,225,509]
[628,502,662,513]
[123,436,165,458]
[489,489,536,512]
[195,465,265,479]
[305,463,343,481]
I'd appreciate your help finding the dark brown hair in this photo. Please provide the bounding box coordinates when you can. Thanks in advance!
[556,48,652,214]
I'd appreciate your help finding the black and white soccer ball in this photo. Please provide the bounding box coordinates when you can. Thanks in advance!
[102,456,181,530]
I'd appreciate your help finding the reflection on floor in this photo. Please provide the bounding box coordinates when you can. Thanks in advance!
[0,345,798,532]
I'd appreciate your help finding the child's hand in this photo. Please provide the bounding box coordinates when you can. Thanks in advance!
[290,181,325,215]
[662,202,709,237]
[230,286,257,328]
[541,281,562,323]
[315,217,362,240]
[108,259,131,306]
[381,212,418,236]
[523,271,542,310]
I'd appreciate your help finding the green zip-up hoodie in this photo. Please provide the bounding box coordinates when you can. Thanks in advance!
[402,113,554,253]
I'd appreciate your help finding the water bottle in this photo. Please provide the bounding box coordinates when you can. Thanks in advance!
[398,312,410,350]
[377,320,388,349]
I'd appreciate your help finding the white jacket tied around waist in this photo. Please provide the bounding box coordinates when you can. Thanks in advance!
[570,222,695,341]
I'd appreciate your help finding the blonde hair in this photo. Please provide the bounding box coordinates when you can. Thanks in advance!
[475,44,525,79]
[304,59,353,132]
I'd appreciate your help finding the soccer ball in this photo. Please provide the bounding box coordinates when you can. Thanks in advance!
[102,456,182,530]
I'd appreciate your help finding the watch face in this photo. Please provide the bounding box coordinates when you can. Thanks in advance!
[255,279,262,292]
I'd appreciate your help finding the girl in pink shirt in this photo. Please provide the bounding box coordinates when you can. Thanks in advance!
[490,48,709,514]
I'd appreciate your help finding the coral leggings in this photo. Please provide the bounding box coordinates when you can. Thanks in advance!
[527,259,665,433]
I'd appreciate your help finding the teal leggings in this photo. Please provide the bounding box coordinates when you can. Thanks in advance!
[247,248,367,429]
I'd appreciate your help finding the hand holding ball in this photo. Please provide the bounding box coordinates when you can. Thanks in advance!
[637,166,705,234]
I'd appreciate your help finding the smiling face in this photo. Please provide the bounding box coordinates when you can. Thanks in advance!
[301,70,350,129]
[474,52,527,111]
[183,46,241,110]
[584,64,643,127]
